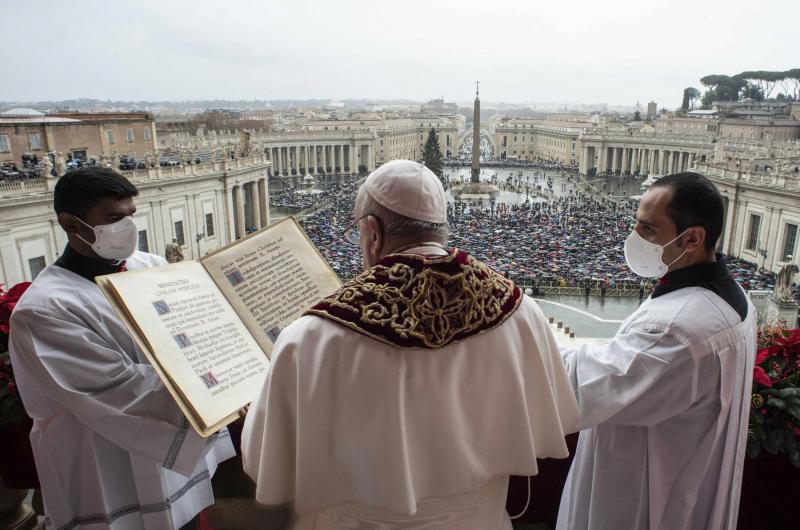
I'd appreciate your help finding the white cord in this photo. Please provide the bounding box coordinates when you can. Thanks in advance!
[508,476,531,520]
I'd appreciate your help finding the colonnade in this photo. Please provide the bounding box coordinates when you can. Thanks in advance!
[581,145,701,176]
[231,177,269,239]
[264,143,374,177]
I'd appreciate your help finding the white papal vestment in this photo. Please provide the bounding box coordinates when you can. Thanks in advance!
[242,295,579,529]
[557,286,756,530]
[9,252,235,530]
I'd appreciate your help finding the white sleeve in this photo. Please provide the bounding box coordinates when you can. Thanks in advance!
[560,323,697,430]
[9,306,207,477]
[241,335,298,507]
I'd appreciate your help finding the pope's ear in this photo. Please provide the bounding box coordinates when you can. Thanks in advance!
[57,213,80,235]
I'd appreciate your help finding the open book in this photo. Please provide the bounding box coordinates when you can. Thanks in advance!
[96,218,342,437]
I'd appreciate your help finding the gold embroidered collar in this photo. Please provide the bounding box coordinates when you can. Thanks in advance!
[306,248,522,350]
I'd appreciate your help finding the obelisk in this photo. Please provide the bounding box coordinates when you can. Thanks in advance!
[471,81,480,183]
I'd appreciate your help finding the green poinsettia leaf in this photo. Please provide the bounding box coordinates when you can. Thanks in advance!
[767,398,787,410]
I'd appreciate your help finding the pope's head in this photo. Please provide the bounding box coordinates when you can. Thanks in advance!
[349,160,449,270]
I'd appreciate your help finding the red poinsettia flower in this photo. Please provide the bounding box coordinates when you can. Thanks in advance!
[0,282,31,335]
[753,365,773,388]
[755,347,771,365]
[775,329,800,351]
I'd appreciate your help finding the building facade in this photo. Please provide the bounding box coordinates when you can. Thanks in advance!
[697,156,800,274]
[0,154,270,286]
[492,117,589,165]
[0,111,157,164]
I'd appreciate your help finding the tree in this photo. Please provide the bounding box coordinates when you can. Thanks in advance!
[700,75,747,104]
[422,128,444,185]
[734,70,786,100]
[784,68,800,100]
[681,87,701,111]
[633,110,641,121]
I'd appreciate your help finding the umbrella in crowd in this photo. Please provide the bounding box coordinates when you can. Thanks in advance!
[298,180,795,301]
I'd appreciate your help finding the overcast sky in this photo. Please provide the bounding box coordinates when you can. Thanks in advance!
[1,0,796,108]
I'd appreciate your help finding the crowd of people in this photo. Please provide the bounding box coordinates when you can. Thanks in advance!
[269,186,338,211]
[297,177,798,301]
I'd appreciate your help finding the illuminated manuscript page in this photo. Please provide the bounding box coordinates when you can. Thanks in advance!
[97,261,269,436]
[201,217,342,357]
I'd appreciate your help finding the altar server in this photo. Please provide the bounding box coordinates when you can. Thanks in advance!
[9,167,234,530]
[557,172,756,530]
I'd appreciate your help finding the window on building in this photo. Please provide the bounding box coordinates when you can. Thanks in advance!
[782,223,798,261]
[28,256,46,280]
[126,128,135,142]
[746,215,761,250]
[29,133,42,150]
[174,220,185,246]
[143,127,152,140]
[107,130,116,144]
[205,213,215,237]
[0,134,9,152]
[138,230,149,252]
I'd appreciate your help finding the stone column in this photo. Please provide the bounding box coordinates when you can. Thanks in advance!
[248,181,261,230]
[582,145,590,174]
[258,178,268,227]
[598,146,606,174]
[368,144,375,172]
[621,148,629,175]
[309,145,316,174]
[611,147,619,174]
[235,185,246,239]
[297,145,302,174]
[349,144,356,175]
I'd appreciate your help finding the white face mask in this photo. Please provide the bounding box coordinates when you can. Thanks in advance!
[75,216,139,261]
[624,228,689,278]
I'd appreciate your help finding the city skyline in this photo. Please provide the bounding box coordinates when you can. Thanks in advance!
[2,0,797,107]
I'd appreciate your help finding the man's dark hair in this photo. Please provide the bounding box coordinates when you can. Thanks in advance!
[649,172,723,251]
[53,166,139,217]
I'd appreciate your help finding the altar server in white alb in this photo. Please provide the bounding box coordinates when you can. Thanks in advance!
[9,167,234,530]
[242,159,579,529]
[557,172,756,530]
